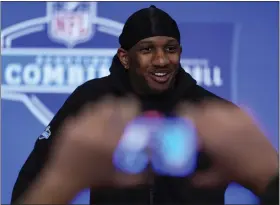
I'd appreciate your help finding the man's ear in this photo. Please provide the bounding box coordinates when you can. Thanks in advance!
[179,46,182,55]
[117,48,129,70]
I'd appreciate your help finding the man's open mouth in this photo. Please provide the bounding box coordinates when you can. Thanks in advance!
[149,71,173,84]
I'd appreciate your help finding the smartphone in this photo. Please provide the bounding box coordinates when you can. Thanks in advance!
[150,117,198,177]
[113,116,197,176]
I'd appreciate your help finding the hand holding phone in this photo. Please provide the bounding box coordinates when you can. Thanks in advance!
[113,116,198,176]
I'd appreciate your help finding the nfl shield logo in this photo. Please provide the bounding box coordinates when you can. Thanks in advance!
[47,2,97,47]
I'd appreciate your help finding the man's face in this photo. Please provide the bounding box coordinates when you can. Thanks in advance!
[119,36,182,94]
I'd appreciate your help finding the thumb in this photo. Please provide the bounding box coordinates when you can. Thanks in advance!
[113,171,147,187]
[191,168,227,189]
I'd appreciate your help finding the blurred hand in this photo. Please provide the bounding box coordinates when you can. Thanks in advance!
[45,96,146,190]
[178,101,278,195]
[18,96,149,204]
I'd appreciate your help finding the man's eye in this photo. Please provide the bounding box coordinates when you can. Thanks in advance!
[166,46,177,52]
[140,47,152,53]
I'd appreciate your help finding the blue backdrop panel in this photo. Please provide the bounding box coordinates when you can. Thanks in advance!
[1,1,278,204]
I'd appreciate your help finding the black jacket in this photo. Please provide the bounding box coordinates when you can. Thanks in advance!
[260,174,279,205]
[11,56,278,204]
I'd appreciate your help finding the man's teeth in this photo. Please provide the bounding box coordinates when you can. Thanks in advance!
[154,73,167,77]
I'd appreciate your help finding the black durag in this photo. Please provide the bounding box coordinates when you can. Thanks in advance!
[119,5,181,50]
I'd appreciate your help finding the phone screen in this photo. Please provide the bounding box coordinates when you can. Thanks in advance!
[113,117,198,176]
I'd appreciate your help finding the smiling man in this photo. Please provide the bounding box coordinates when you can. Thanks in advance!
[12,5,232,205]
[117,5,182,96]
[118,35,180,94]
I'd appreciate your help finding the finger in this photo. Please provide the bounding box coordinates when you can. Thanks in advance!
[175,101,210,131]
[100,96,141,151]
[78,95,115,119]
[89,95,117,120]
[113,171,148,187]
[114,97,140,137]
[119,96,141,123]
[175,101,198,120]
[57,115,77,140]
[191,168,227,188]
[78,95,117,135]
[175,102,205,150]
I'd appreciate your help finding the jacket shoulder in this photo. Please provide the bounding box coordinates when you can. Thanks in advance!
[76,76,112,95]
[189,85,231,103]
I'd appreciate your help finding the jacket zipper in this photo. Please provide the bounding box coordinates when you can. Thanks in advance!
[149,187,154,205]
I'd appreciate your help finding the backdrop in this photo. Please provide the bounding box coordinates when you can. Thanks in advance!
[1,1,279,204]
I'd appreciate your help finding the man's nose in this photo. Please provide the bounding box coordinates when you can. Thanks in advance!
[152,50,169,67]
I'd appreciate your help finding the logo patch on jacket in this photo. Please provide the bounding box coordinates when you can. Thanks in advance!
[39,126,51,140]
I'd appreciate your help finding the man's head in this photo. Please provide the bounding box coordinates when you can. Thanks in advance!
[117,5,182,95]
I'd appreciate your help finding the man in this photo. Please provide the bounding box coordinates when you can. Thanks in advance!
[15,98,279,205]
[12,5,238,204]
